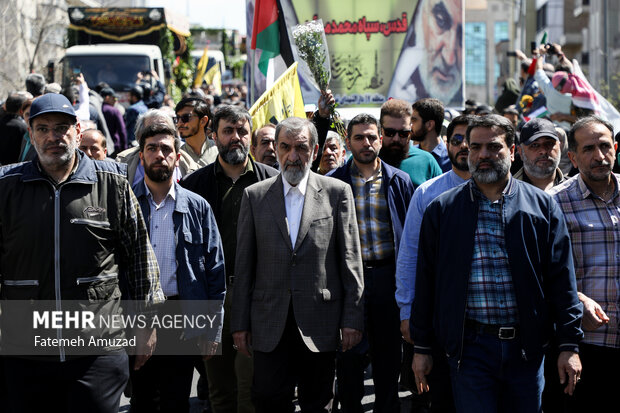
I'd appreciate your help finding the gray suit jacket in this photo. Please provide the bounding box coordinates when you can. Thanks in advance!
[231,172,364,353]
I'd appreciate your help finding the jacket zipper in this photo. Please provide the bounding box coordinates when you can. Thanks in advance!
[3,279,39,286]
[76,273,117,285]
[54,188,65,362]
[69,218,110,228]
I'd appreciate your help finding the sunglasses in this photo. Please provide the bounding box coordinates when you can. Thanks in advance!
[383,128,411,139]
[174,113,195,124]
[449,134,466,146]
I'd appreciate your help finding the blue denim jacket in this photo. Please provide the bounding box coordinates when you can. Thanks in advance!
[134,180,226,341]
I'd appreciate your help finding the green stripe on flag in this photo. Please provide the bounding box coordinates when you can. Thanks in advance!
[256,21,279,76]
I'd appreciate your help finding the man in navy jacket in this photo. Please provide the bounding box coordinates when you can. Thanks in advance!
[329,113,414,412]
[412,115,583,413]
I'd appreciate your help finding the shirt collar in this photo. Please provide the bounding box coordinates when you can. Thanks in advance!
[144,181,176,203]
[282,169,310,197]
[350,160,382,182]
[577,172,619,200]
[470,175,515,201]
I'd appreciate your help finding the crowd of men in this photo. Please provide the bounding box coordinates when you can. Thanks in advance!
[0,40,618,413]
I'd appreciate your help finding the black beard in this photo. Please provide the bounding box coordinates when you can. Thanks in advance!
[144,163,174,182]
[379,145,407,167]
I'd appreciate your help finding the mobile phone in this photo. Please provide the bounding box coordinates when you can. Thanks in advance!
[507,51,517,57]
[72,67,80,75]
[530,41,537,54]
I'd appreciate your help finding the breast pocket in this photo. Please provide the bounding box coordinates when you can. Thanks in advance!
[309,216,334,246]
[183,230,205,271]
[68,218,116,269]
[75,273,121,303]
[1,279,40,300]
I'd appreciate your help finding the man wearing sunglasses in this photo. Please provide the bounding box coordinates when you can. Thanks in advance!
[379,98,442,188]
[396,114,473,412]
[175,97,218,167]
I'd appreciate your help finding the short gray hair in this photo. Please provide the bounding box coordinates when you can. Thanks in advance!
[135,109,176,143]
[275,117,318,149]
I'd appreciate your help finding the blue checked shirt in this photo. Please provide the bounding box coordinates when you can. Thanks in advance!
[145,183,178,297]
[467,178,519,325]
[550,174,620,348]
[350,162,394,262]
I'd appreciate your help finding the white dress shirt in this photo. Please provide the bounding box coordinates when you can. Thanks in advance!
[282,172,310,248]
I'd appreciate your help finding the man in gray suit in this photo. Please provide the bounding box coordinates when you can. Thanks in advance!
[231,117,365,412]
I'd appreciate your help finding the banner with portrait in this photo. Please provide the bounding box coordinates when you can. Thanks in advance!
[279,0,464,108]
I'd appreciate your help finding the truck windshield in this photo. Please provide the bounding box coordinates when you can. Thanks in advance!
[64,55,151,92]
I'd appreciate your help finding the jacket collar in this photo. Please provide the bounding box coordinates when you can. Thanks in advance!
[22,150,98,184]
[134,179,189,214]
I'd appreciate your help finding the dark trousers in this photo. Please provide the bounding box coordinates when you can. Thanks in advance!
[129,299,197,413]
[3,353,129,413]
[252,305,336,413]
[571,343,619,412]
[130,354,195,413]
[337,261,401,413]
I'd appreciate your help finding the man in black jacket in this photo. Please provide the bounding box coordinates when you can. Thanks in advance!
[0,92,29,165]
[181,105,278,413]
[0,93,164,412]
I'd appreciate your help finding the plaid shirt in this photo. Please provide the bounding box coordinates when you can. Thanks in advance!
[350,162,394,261]
[466,178,519,325]
[120,186,165,309]
[550,174,620,348]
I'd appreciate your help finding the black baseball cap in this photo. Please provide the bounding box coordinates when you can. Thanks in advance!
[28,93,76,124]
[520,118,558,145]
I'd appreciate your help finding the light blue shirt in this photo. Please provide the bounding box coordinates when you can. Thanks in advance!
[145,182,178,297]
[395,170,468,320]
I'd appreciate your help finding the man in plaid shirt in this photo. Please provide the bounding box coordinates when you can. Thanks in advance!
[550,115,619,412]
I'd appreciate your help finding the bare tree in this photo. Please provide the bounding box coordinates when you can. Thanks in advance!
[0,0,66,98]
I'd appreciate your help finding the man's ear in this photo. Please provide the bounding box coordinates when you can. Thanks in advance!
[75,122,82,145]
[426,120,435,134]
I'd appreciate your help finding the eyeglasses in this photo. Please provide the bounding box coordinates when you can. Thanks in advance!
[33,124,74,137]
[174,113,195,124]
[382,128,411,139]
[449,134,466,146]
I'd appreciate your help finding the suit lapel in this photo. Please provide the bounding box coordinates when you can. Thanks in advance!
[267,174,293,251]
[294,172,323,251]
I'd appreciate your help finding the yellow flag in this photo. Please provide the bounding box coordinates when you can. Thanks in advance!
[193,46,209,88]
[203,64,222,96]
[249,62,306,132]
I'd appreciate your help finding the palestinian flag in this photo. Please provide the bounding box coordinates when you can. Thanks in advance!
[252,0,281,76]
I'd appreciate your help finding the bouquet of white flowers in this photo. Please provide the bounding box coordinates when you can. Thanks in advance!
[292,20,346,138]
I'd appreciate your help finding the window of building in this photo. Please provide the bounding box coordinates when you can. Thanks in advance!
[465,22,487,86]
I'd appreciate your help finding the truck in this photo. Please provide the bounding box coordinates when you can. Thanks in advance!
[62,7,192,105]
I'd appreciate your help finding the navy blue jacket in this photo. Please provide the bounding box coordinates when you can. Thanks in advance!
[133,180,226,341]
[328,159,414,258]
[412,179,583,361]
